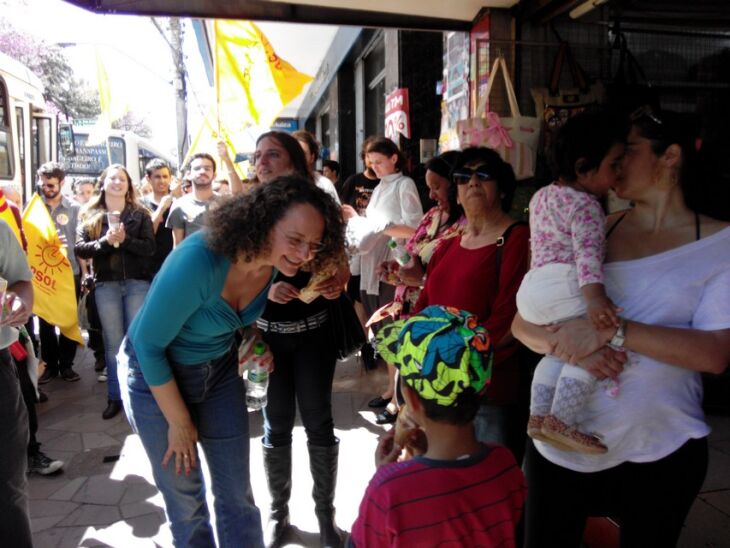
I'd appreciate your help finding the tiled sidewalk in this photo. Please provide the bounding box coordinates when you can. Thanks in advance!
[27,344,730,547]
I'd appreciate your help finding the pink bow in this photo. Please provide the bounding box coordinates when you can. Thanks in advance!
[483,112,513,149]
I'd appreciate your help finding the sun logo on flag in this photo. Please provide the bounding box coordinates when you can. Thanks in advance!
[34,242,70,275]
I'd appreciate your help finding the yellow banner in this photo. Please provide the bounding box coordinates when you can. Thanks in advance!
[0,189,22,246]
[22,194,83,344]
[213,20,313,153]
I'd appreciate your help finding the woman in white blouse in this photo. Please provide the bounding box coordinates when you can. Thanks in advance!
[343,137,423,419]
[513,108,730,547]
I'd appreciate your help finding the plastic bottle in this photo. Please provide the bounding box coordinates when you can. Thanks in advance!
[245,341,269,410]
[388,238,411,266]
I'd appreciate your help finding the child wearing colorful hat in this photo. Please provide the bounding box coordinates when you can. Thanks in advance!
[350,305,526,547]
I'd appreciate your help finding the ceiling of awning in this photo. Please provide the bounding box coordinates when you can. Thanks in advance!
[62,0,519,30]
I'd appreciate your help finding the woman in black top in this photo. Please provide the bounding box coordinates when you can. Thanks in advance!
[253,131,348,548]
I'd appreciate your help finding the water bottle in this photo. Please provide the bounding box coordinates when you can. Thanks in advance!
[388,238,411,266]
[245,341,269,410]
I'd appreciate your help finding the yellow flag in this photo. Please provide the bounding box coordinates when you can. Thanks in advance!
[0,189,22,246]
[88,50,128,146]
[22,194,83,344]
[214,20,313,152]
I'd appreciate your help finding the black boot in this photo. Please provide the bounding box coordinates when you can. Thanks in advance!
[308,441,343,548]
[263,444,292,548]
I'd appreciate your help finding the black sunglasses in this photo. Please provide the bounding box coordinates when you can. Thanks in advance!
[452,166,494,185]
[630,105,663,126]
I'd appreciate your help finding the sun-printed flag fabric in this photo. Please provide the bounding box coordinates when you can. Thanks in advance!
[22,194,82,344]
[0,189,22,246]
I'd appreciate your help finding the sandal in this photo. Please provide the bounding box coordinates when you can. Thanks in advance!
[541,415,608,455]
[375,409,398,425]
[368,396,391,408]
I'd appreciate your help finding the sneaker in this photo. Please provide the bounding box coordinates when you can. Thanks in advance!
[94,357,106,372]
[97,368,108,382]
[60,368,81,382]
[28,451,64,476]
[38,368,58,385]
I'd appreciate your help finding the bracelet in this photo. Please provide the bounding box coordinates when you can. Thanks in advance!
[609,318,626,349]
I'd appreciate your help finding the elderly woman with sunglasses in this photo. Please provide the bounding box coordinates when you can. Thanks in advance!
[253,131,350,548]
[513,109,730,547]
[413,147,529,454]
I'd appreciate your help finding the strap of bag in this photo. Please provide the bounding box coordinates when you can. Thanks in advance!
[479,56,521,118]
[494,221,527,289]
[548,41,590,96]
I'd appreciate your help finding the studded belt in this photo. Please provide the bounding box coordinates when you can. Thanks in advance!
[256,309,329,334]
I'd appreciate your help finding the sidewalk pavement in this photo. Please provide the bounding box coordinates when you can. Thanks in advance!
[28,343,730,547]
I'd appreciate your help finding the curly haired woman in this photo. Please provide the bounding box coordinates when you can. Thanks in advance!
[117,176,345,548]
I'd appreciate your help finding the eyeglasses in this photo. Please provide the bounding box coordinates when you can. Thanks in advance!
[630,105,663,126]
[278,230,325,255]
[452,166,494,185]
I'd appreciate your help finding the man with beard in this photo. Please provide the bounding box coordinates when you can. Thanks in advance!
[36,162,82,384]
[141,159,174,275]
[166,153,217,247]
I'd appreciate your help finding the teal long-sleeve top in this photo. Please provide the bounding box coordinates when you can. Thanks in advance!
[127,230,276,386]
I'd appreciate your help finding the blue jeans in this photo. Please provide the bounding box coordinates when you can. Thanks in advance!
[95,279,150,401]
[262,324,338,448]
[118,338,264,548]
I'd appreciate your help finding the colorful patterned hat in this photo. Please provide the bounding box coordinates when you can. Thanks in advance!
[376,305,493,406]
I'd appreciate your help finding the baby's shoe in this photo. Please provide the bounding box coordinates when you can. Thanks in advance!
[541,415,608,454]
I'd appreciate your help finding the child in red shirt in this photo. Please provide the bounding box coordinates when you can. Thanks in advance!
[350,305,526,547]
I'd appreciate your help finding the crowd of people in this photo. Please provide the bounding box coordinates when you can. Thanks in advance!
[0,113,728,548]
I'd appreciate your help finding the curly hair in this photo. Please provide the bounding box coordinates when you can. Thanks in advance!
[205,175,345,270]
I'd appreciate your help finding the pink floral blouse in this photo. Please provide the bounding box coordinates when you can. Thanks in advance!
[529,183,605,286]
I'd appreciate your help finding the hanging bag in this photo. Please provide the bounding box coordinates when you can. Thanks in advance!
[457,56,541,180]
[328,293,367,361]
[531,41,603,153]
[604,31,660,115]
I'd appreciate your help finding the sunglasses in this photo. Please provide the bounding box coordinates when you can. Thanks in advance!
[630,105,663,126]
[452,166,494,185]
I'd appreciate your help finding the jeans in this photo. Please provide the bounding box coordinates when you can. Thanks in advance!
[95,279,150,401]
[262,324,338,448]
[39,274,80,372]
[0,348,32,547]
[119,338,264,548]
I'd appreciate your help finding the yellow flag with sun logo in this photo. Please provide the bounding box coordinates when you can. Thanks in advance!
[22,194,83,344]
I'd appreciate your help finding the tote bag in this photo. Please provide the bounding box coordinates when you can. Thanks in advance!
[457,56,541,180]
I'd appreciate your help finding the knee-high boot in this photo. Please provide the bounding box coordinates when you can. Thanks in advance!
[308,441,343,548]
[263,444,292,548]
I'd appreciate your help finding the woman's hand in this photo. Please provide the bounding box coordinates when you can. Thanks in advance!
[0,291,32,327]
[239,330,275,373]
[397,258,425,286]
[341,204,358,220]
[548,317,614,364]
[106,223,126,246]
[163,418,199,476]
[313,273,343,300]
[374,428,402,467]
[577,346,628,380]
[268,282,300,304]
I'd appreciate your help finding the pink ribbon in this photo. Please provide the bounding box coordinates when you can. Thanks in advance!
[483,112,514,149]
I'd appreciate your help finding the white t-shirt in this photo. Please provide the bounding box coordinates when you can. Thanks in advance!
[314,172,341,205]
[536,226,730,472]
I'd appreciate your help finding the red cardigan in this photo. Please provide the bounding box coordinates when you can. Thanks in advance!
[414,225,529,404]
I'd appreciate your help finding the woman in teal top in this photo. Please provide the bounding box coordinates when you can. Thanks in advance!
[118,176,345,548]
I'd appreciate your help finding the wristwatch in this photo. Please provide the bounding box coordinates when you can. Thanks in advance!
[609,318,626,349]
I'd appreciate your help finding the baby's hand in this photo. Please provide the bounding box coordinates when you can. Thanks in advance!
[587,294,621,329]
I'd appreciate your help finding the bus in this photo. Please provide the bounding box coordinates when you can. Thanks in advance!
[0,50,57,204]
[59,126,177,187]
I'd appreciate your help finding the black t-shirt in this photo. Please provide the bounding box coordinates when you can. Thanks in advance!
[340,172,380,215]
[143,196,174,275]
[260,270,328,322]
